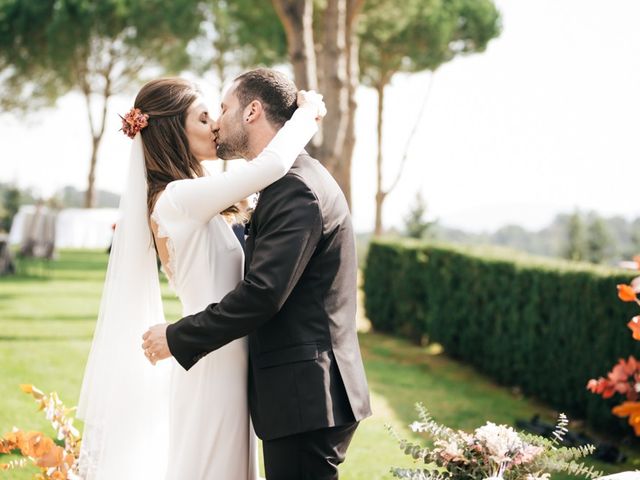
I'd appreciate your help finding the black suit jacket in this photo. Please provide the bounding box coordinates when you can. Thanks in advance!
[166,153,371,440]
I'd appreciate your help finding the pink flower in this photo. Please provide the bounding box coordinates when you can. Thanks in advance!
[119,107,149,138]
[513,445,544,465]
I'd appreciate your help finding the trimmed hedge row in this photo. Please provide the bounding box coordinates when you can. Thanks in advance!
[363,239,640,433]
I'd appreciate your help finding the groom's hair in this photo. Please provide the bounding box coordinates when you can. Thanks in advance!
[233,68,297,127]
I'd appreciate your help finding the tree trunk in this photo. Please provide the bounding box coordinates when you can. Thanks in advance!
[318,0,348,179]
[374,81,385,236]
[273,0,364,208]
[85,137,99,208]
[334,0,363,209]
[374,190,385,237]
[271,0,317,91]
[83,67,112,208]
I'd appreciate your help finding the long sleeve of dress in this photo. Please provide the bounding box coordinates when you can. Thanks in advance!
[153,106,318,225]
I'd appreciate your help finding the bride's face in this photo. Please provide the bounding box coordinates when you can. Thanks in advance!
[215,82,249,160]
[184,96,218,162]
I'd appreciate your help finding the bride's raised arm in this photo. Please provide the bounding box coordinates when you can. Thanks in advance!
[153,96,322,225]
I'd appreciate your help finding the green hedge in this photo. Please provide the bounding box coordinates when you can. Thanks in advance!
[363,239,640,433]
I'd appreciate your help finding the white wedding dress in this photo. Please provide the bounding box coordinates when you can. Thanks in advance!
[149,106,318,479]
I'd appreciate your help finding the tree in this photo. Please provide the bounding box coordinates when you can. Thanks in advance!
[196,0,290,172]
[563,211,587,261]
[0,0,205,207]
[630,221,640,257]
[586,215,615,264]
[403,191,435,239]
[271,0,366,206]
[0,185,22,233]
[358,0,501,235]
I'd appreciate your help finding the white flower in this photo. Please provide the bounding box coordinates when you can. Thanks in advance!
[435,439,467,463]
[525,474,550,480]
[474,422,523,464]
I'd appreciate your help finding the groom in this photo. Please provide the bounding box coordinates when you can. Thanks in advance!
[143,68,371,479]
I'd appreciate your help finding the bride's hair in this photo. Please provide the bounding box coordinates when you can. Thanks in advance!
[133,77,240,221]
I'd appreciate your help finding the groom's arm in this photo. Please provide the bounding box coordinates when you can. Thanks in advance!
[166,173,323,371]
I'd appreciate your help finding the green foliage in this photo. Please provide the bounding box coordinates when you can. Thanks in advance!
[358,0,502,86]
[192,0,288,84]
[0,251,634,478]
[404,192,435,240]
[563,211,617,264]
[630,220,640,257]
[363,239,640,434]
[563,211,588,261]
[388,403,601,480]
[433,211,634,263]
[0,0,205,110]
[0,185,22,232]
[222,0,287,68]
[587,215,615,264]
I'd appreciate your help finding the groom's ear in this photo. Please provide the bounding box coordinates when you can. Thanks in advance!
[243,100,264,124]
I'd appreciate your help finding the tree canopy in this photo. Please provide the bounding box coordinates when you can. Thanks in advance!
[361,0,502,235]
[0,0,205,110]
[0,0,207,206]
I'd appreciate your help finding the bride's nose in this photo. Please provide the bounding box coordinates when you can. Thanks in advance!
[210,118,219,131]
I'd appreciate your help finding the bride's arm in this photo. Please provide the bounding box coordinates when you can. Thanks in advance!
[154,104,319,225]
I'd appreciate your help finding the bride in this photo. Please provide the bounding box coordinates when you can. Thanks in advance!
[76,77,325,479]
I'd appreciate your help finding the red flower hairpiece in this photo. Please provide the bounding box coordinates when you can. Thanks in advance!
[119,107,149,138]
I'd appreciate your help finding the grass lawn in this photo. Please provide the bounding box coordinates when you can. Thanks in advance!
[0,250,638,479]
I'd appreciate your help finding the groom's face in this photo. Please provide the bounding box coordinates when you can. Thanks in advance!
[215,82,250,160]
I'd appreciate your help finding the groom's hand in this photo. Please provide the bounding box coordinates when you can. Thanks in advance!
[142,324,172,365]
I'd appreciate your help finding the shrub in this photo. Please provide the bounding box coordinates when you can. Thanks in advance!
[364,239,639,433]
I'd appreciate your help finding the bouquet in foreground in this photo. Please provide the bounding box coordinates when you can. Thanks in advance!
[388,403,602,480]
[0,385,80,479]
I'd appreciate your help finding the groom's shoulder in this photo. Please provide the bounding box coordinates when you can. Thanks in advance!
[268,153,316,189]
[262,156,317,200]
[264,152,337,202]
[289,152,335,185]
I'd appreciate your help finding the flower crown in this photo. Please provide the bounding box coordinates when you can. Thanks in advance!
[119,107,149,138]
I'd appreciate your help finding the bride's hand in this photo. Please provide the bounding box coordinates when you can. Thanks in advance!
[297,90,327,122]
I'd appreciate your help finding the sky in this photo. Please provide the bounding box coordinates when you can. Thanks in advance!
[1,0,639,234]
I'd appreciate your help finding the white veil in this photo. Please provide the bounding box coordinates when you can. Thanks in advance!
[77,134,170,479]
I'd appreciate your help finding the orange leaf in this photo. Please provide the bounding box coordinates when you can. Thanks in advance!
[612,401,640,417]
[18,431,54,458]
[617,284,638,302]
[628,317,640,341]
[613,402,640,436]
[36,444,64,468]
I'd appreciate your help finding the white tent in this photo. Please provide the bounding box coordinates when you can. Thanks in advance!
[10,206,119,249]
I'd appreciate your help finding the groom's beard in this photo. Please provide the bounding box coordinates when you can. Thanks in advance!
[216,121,250,160]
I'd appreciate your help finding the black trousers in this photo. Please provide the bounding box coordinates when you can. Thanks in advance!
[262,422,359,480]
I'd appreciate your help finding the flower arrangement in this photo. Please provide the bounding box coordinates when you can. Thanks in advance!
[0,385,81,479]
[388,403,602,480]
[119,107,149,138]
[587,280,640,436]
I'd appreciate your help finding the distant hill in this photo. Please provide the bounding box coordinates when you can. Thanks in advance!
[432,212,640,262]
[362,211,640,266]
[57,186,120,208]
